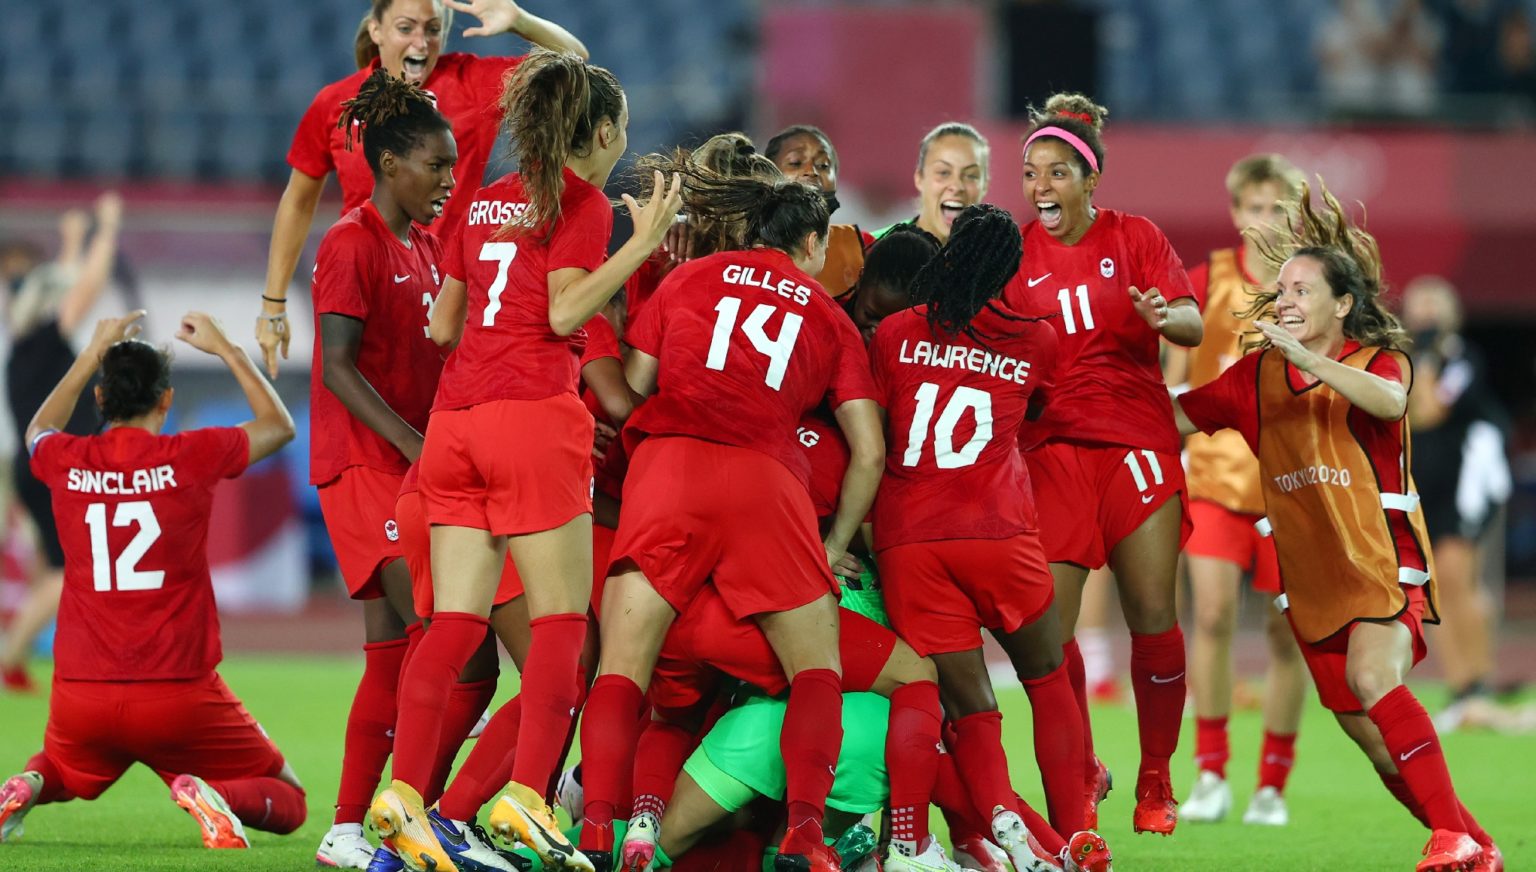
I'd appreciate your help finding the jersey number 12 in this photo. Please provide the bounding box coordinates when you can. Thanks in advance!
[706,296,804,391]
[85,501,165,592]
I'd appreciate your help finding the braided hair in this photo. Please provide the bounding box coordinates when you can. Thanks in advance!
[338,68,451,174]
[910,204,1033,347]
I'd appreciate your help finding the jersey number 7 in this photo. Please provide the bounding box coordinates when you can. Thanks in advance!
[706,296,804,391]
[84,501,165,591]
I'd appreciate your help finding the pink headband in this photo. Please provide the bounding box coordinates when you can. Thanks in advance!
[1023,126,1100,174]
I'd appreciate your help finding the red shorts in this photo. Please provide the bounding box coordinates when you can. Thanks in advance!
[1292,586,1430,713]
[591,522,616,619]
[1026,442,1192,569]
[42,673,287,800]
[649,585,895,712]
[421,395,594,536]
[612,437,837,619]
[1185,499,1281,594]
[396,487,524,618]
[879,534,1055,657]
[318,466,405,599]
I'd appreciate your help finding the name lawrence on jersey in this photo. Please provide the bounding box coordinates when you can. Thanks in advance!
[897,339,1037,385]
[67,464,178,495]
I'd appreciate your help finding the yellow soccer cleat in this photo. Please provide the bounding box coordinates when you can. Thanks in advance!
[369,780,457,871]
[488,780,593,871]
[170,774,250,849]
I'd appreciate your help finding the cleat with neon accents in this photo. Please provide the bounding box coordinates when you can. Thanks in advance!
[1417,830,1481,872]
[1063,831,1111,872]
[1084,758,1111,830]
[990,809,1062,872]
[1131,772,1177,836]
[884,836,964,871]
[1472,841,1503,872]
[318,823,378,868]
[621,811,659,871]
[170,774,250,849]
[429,810,518,872]
[950,833,1011,872]
[368,842,408,872]
[1180,770,1231,823]
[775,820,843,872]
[1240,786,1288,826]
[489,780,592,871]
[369,780,456,871]
[0,771,43,843]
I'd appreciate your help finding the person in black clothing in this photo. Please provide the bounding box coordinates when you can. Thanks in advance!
[1,193,122,692]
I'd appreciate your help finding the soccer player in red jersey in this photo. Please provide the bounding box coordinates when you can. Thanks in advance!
[1166,154,1308,827]
[257,0,588,378]
[303,71,492,870]
[578,166,884,872]
[845,224,941,344]
[1172,184,1500,872]
[0,311,303,851]
[999,93,1202,835]
[373,50,681,872]
[870,204,1108,872]
[874,123,990,246]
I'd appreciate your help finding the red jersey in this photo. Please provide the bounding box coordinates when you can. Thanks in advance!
[1179,341,1425,570]
[287,54,521,233]
[624,248,877,487]
[435,169,613,410]
[579,311,622,368]
[798,410,851,519]
[1002,208,1195,454]
[310,202,446,485]
[29,426,250,681]
[870,306,1057,549]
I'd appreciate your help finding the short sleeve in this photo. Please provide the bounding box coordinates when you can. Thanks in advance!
[626,272,671,357]
[1180,352,1258,436]
[867,320,895,406]
[1131,217,1196,306]
[547,187,613,274]
[826,315,879,408]
[1369,348,1409,389]
[579,313,621,366]
[312,226,374,320]
[1185,261,1211,311]
[184,428,252,481]
[441,213,468,282]
[26,430,69,485]
[468,53,521,95]
[287,87,340,179]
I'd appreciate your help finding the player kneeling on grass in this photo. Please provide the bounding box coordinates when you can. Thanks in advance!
[0,310,307,850]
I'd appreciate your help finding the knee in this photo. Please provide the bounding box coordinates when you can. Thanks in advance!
[1345,661,1402,710]
[1193,597,1237,640]
[1011,645,1063,682]
[1121,593,1177,635]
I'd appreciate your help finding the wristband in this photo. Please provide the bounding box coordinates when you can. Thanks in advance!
[261,295,287,304]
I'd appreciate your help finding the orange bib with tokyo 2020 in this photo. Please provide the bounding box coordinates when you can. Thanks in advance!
[1185,248,1263,515]
[1255,345,1438,644]
[816,224,867,301]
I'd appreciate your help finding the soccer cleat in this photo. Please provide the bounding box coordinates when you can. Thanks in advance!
[1416,830,1481,872]
[950,833,1011,872]
[1131,773,1177,836]
[469,707,492,740]
[430,811,520,872]
[775,820,843,872]
[0,667,35,694]
[368,843,408,872]
[1087,678,1124,705]
[1084,757,1112,830]
[1472,842,1503,872]
[1180,770,1231,823]
[990,809,1063,872]
[621,811,659,871]
[369,780,457,872]
[0,771,43,842]
[170,774,250,849]
[833,823,879,870]
[489,780,593,871]
[1241,786,1288,826]
[885,836,964,871]
[1063,831,1111,872]
[318,823,378,868]
[556,765,585,826]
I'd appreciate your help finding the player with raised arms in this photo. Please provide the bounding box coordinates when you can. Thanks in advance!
[258,0,589,379]
[1172,183,1501,872]
[370,49,681,872]
[1001,92,1202,835]
[577,163,884,872]
[0,311,304,851]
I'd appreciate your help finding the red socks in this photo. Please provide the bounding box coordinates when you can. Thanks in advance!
[424,676,498,805]
[1021,663,1086,836]
[1062,638,1097,782]
[509,613,588,790]
[1257,731,1296,792]
[1367,686,1471,833]
[577,674,646,849]
[950,710,1017,823]
[632,718,699,819]
[781,668,843,829]
[335,637,408,824]
[392,612,489,791]
[438,695,521,821]
[1129,626,1186,780]
[204,777,308,834]
[1195,716,1230,778]
[886,681,942,851]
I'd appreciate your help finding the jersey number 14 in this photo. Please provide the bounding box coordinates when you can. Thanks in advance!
[706,296,804,391]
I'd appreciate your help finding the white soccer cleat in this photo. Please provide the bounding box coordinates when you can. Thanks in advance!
[1180,770,1231,823]
[1242,786,1289,826]
[885,836,965,871]
[0,771,43,842]
[317,823,378,868]
[622,811,660,871]
[951,833,1011,872]
[990,809,1063,872]
[556,765,584,826]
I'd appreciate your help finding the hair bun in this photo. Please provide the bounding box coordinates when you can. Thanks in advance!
[1041,92,1108,132]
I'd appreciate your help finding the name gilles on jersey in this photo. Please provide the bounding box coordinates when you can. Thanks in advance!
[722,264,813,305]
[67,464,178,495]
[897,339,1035,385]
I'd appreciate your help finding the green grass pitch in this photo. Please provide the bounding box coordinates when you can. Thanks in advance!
[0,656,1531,870]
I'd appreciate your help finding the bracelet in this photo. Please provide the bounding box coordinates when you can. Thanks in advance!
[261,295,287,304]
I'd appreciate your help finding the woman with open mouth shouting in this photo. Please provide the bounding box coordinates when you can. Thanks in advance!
[258,0,589,382]
[875,122,990,248]
[999,92,1203,840]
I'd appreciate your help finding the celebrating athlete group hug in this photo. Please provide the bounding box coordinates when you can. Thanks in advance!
[0,1,1506,871]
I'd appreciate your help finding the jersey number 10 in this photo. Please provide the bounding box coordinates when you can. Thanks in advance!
[904,383,994,469]
[706,296,804,391]
[84,501,165,592]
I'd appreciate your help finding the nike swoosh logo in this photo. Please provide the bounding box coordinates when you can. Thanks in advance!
[1150,672,1185,684]
[394,274,411,283]
[385,729,395,738]
[1399,741,1432,762]
[431,815,468,848]
[1141,494,1155,504]
[1027,273,1052,287]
